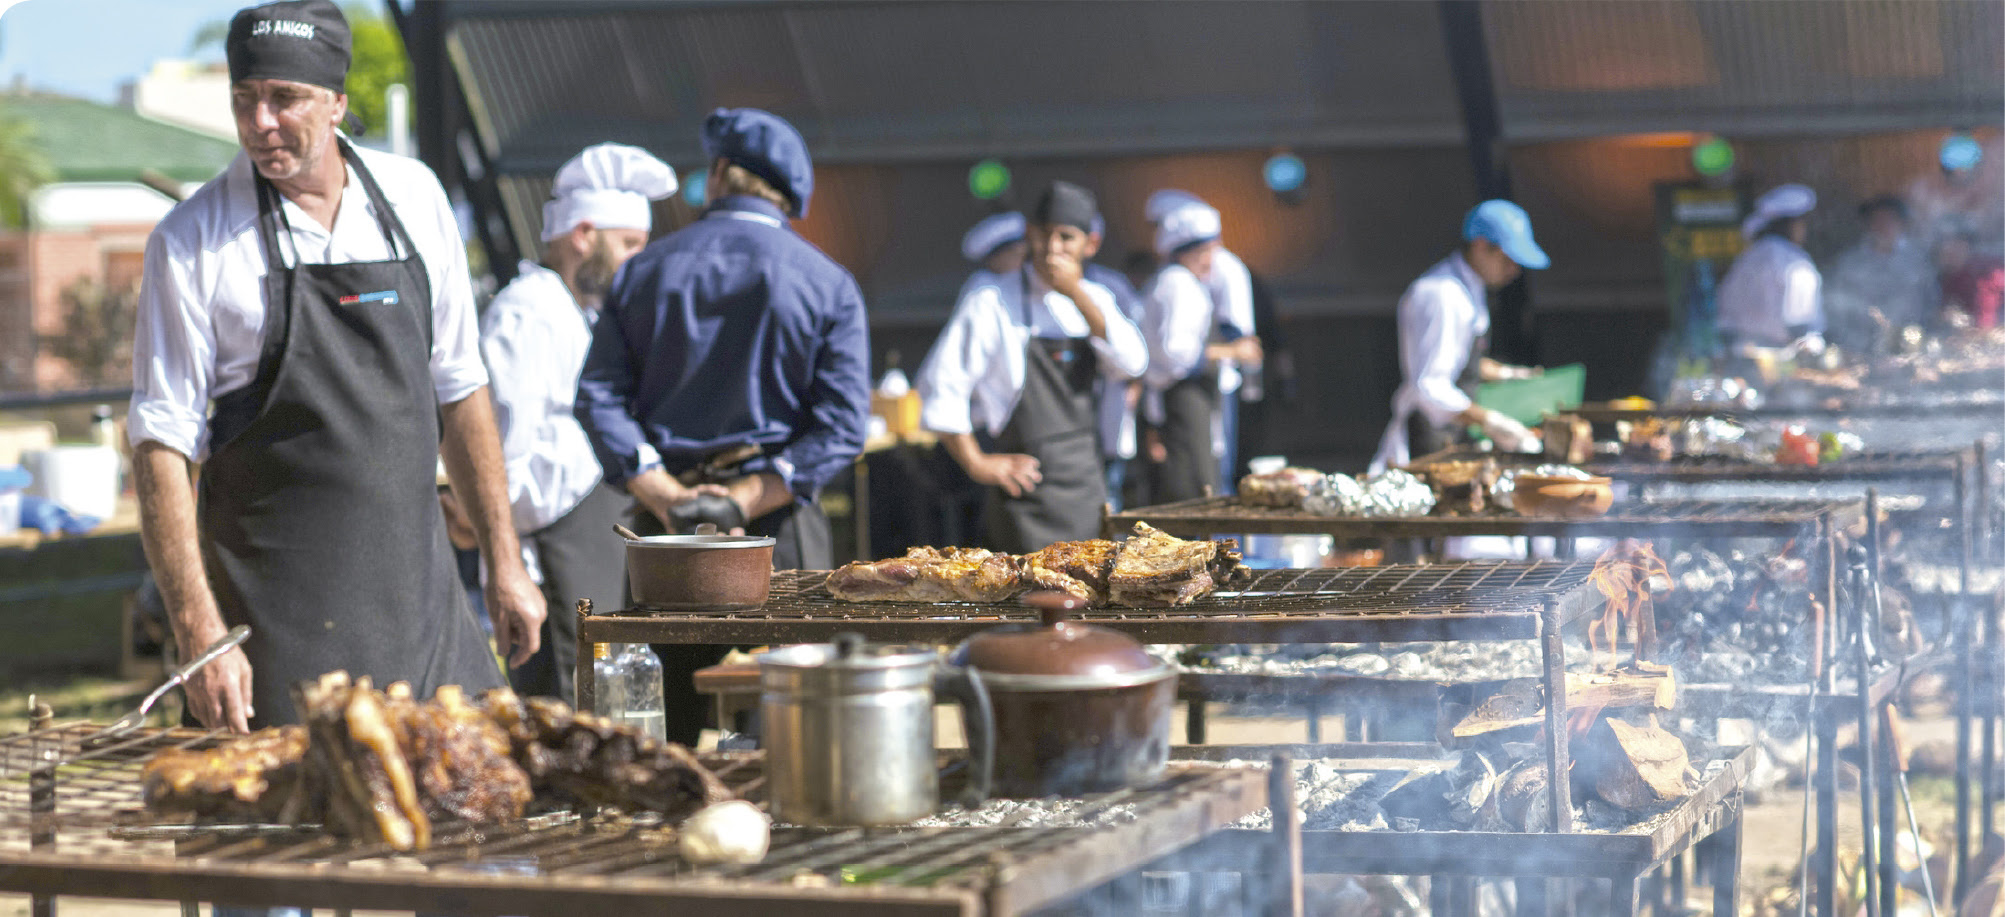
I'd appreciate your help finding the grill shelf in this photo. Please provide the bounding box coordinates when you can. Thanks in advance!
[0,724,1269,917]
[1104,497,1863,540]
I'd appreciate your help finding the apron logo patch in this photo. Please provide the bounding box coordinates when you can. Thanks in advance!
[339,290,399,305]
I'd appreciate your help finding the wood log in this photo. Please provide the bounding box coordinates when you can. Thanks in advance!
[1449,668,1676,738]
[1586,718,1693,810]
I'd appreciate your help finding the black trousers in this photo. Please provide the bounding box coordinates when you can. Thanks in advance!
[636,500,831,746]
[510,482,629,705]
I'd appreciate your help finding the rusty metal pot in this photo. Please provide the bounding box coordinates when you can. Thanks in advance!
[947,592,1176,797]
[623,533,774,610]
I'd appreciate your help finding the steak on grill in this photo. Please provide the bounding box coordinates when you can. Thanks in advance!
[825,545,1025,603]
[825,523,1248,608]
[1110,522,1253,607]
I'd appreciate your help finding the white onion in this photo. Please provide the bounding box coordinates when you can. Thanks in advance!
[678,800,770,865]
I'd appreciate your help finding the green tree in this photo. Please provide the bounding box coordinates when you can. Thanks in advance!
[188,3,411,139]
[0,101,52,228]
[43,276,139,387]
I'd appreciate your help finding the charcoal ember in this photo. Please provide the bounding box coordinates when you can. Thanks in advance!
[1445,751,1499,826]
[1379,768,1455,825]
[1494,762,1551,832]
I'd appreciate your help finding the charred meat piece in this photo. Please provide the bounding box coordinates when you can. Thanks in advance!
[477,688,732,821]
[392,685,532,827]
[142,725,308,822]
[1238,468,1325,508]
[296,672,433,850]
[1108,523,1251,607]
[826,546,1026,603]
[1022,539,1119,605]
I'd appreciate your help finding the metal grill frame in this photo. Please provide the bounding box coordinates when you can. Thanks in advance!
[1103,496,1863,540]
[0,726,1271,917]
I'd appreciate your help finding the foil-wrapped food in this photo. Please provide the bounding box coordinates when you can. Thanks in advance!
[1305,470,1436,517]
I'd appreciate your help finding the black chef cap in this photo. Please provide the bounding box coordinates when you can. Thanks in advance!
[1032,180,1098,233]
[227,0,352,94]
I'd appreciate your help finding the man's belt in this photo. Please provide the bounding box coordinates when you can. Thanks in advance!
[675,443,764,487]
[665,443,764,534]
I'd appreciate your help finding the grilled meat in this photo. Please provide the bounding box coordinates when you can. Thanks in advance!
[825,545,1025,603]
[827,523,1248,608]
[142,725,308,822]
[1109,522,1251,607]
[1022,539,1119,605]
[144,674,724,851]
[1238,467,1325,508]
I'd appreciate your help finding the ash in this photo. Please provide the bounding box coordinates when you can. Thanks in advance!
[1157,641,1590,681]
[911,798,1141,829]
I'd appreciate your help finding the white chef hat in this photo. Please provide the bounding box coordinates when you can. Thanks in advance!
[541,143,678,242]
[1154,202,1222,258]
[1741,183,1817,240]
[960,212,1025,263]
[1145,189,1206,224]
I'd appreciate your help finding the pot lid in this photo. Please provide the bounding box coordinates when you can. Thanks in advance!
[758,633,937,670]
[950,592,1165,679]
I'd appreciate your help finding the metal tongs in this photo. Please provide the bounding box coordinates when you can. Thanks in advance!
[87,625,251,744]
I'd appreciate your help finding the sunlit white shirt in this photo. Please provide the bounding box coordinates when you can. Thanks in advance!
[1717,235,1823,348]
[1369,253,1489,472]
[918,271,1148,438]
[1205,248,1256,395]
[130,145,486,460]
[1142,263,1221,390]
[481,261,604,582]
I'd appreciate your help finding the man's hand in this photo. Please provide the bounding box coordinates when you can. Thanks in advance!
[626,467,704,531]
[1479,358,1541,382]
[970,452,1043,497]
[180,631,254,734]
[1037,247,1086,296]
[484,566,546,668]
[1480,410,1540,452]
[1209,337,1264,367]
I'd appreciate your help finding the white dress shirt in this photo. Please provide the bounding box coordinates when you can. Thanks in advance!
[481,261,605,582]
[131,145,487,460]
[918,271,1148,438]
[1205,248,1256,395]
[1716,235,1823,348]
[1369,253,1489,472]
[1142,263,1222,390]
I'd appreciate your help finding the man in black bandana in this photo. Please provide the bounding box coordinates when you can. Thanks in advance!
[130,0,544,742]
[915,181,1150,552]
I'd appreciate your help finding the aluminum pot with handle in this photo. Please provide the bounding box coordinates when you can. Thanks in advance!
[758,633,993,826]
[948,592,1178,797]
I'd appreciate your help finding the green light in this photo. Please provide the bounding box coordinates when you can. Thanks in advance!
[1692,138,1734,177]
[969,160,1011,200]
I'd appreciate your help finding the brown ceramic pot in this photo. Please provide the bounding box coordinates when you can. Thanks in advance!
[625,534,775,610]
[948,592,1176,797]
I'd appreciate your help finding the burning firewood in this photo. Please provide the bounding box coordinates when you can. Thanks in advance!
[1587,540,1672,670]
[1580,717,1695,810]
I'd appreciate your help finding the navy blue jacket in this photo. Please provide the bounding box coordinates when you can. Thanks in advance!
[575,196,871,502]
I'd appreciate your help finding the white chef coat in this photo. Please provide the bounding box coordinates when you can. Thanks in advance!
[1369,253,1489,473]
[918,271,1148,438]
[481,261,605,582]
[1205,247,1256,395]
[131,145,487,461]
[1716,235,1823,348]
[1142,263,1223,390]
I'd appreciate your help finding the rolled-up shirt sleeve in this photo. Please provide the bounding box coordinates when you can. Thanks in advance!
[575,276,654,488]
[764,276,871,501]
[918,294,999,437]
[1087,285,1148,381]
[419,175,489,404]
[1780,260,1823,334]
[1402,279,1475,428]
[129,227,216,459]
[1143,270,1214,388]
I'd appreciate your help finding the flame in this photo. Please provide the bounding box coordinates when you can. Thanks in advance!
[1587,540,1671,670]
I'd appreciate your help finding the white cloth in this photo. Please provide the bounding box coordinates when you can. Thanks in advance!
[1142,264,1222,389]
[1146,189,1205,223]
[1369,253,1489,473]
[1741,184,1817,240]
[961,212,1025,263]
[540,143,677,241]
[918,271,1148,438]
[480,261,605,583]
[1716,235,1823,348]
[131,146,487,461]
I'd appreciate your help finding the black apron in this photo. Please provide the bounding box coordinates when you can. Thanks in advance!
[1157,365,1221,503]
[198,140,503,727]
[984,271,1108,554]
[1405,330,1489,459]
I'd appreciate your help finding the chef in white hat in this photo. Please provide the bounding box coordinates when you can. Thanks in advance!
[1143,202,1262,502]
[959,211,1027,294]
[473,141,676,703]
[1145,190,1259,490]
[1716,183,1825,359]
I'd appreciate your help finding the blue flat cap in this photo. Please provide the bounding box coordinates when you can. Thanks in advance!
[702,107,813,218]
[961,212,1025,263]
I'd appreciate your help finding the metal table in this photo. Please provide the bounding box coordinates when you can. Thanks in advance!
[0,724,1275,917]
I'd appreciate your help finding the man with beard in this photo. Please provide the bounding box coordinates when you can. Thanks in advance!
[471,143,676,704]
[130,0,542,735]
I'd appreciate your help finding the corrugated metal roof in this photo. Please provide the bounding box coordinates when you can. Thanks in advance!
[1486,0,2004,141]
[3,94,237,184]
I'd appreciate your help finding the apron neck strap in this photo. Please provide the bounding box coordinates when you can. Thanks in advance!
[253,137,416,267]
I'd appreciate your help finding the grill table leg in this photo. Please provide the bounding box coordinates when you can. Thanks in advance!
[1266,753,1303,917]
[1817,699,1839,917]
[1542,601,1572,832]
[574,599,596,715]
[1955,454,1975,905]
[1515,877,1550,917]
[1610,869,1642,917]
[1880,711,1900,917]
[1712,806,1744,917]
[1186,700,1207,745]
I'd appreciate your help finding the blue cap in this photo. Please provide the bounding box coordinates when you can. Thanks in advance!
[701,108,813,218]
[960,212,1025,263]
[1462,199,1549,270]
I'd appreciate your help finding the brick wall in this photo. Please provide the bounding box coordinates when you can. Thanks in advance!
[23,222,155,392]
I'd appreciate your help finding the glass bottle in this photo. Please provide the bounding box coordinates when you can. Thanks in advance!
[618,643,668,743]
[591,642,628,722]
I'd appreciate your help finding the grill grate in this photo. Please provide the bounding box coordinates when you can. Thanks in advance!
[1107,497,1862,540]
[1417,448,1971,484]
[0,725,1267,916]
[591,561,1607,644]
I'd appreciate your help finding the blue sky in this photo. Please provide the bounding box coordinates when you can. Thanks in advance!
[0,0,271,102]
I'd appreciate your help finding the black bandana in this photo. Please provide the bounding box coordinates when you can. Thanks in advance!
[1032,180,1098,233]
[227,0,352,93]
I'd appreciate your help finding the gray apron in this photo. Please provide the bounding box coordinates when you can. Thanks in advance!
[198,139,503,727]
[1157,365,1221,503]
[984,270,1108,554]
